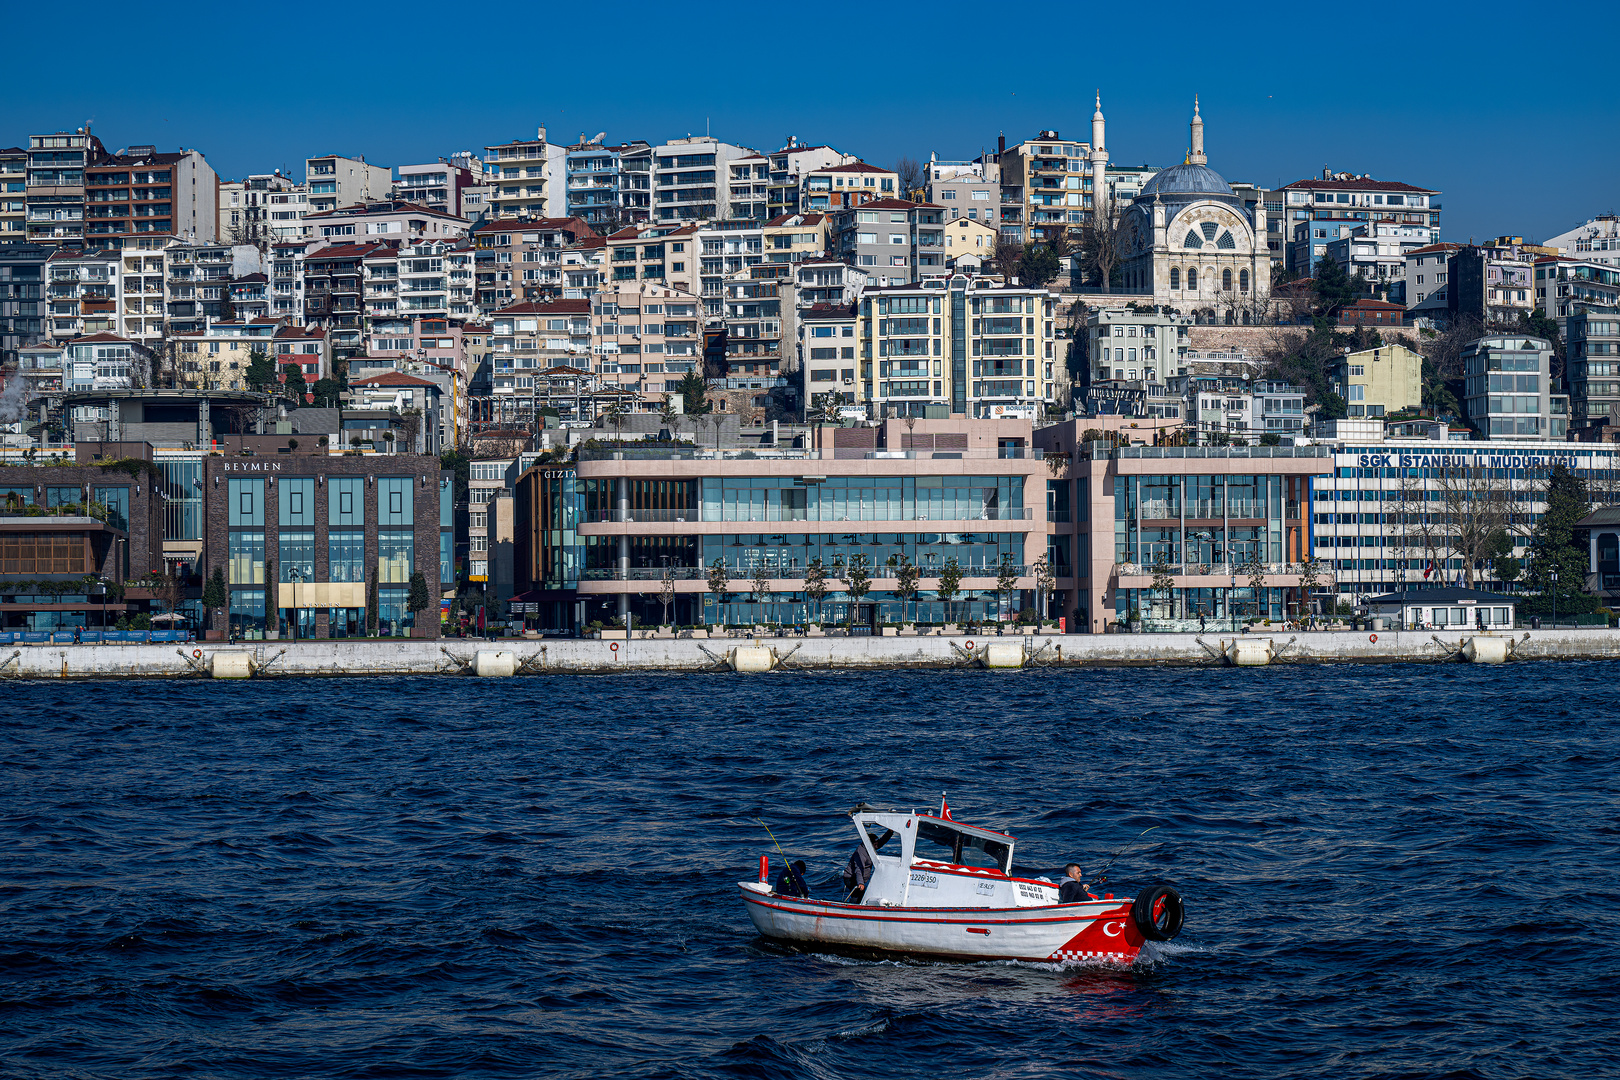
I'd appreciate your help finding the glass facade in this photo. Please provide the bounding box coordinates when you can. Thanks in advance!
[278,532,314,581]
[91,486,128,531]
[378,529,413,583]
[328,531,365,582]
[693,476,1026,522]
[1114,474,1296,565]
[161,459,202,541]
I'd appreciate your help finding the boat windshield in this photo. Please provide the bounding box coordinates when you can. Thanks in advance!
[915,820,1011,872]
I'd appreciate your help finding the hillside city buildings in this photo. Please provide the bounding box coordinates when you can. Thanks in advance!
[1,102,1616,638]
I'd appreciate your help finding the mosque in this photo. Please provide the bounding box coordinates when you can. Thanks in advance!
[1098,99,1271,323]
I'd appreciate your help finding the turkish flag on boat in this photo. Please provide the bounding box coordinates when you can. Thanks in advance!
[940,798,953,821]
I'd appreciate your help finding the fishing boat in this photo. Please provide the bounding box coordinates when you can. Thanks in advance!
[740,802,1184,964]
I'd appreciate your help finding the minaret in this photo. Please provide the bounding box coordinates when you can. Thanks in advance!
[1189,96,1206,166]
[1089,91,1110,221]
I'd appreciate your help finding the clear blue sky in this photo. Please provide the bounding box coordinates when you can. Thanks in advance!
[6,1,1616,244]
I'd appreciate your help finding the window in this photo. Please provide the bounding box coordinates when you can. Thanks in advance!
[1187,269,1197,290]
[1222,269,1232,291]
[379,478,413,525]
[229,530,265,584]
[328,531,366,582]
[378,529,414,583]
[1169,268,1180,289]
[330,477,364,526]
[279,531,315,582]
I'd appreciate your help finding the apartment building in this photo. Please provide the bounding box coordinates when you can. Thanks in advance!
[591,283,703,406]
[833,199,946,287]
[114,248,166,348]
[606,224,700,297]
[302,199,469,243]
[727,154,772,220]
[472,216,599,308]
[395,157,480,220]
[942,218,998,268]
[765,141,854,217]
[485,128,566,219]
[222,172,297,247]
[651,137,755,223]
[163,241,240,334]
[268,241,306,317]
[302,241,396,358]
[1322,221,1436,298]
[63,332,144,391]
[563,140,652,231]
[794,259,868,309]
[1085,306,1190,424]
[43,248,123,345]
[1545,214,1620,267]
[720,271,797,406]
[799,303,860,409]
[1536,257,1620,327]
[486,298,593,421]
[1405,243,1460,308]
[25,130,106,245]
[1567,309,1620,428]
[305,154,390,216]
[0,148,25,241]
[997,131,1096,244]
[802,161,898,212]
[1462,334,1565,440]
[859,273,1058,418]
[1449,244,1535,326]
[264,181,312,241]
[1329,343,1423,420]
[79,146,217,248]
[273,324,330,387]
[762,213,829,266]
[172,319,279,390]
[692,221,763,314]
[561,236,607,299]
[1279,169,1440,275]
[927,157,998,223]
[0,244,51,367]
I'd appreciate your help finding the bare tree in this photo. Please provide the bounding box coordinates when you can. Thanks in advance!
[893,157,926,200]
[991,239,1025,279]
[1431,464,1519,588]
[1077,199,1127,293]
[1419,315,1485,380]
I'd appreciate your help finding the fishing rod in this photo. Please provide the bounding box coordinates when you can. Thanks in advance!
[754,817,807,894]
[1094,825,1162,887]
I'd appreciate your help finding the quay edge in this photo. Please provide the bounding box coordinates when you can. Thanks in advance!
[1,629,1619,679]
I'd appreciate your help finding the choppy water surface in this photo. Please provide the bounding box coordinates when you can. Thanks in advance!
[2,664,1618,1078]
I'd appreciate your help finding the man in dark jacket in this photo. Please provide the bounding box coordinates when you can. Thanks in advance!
[1058,863,1089,904]
[842,829,895,902]
[775,860,810,898]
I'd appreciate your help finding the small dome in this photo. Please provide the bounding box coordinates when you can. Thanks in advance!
[1140,162,1235,199]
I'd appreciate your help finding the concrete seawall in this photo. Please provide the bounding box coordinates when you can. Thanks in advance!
[1,628,1618,679]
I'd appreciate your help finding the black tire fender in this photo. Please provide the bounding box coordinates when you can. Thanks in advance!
[1131,883,1184,942]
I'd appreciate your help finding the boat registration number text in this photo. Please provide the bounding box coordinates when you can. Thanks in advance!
[910,871,939,889]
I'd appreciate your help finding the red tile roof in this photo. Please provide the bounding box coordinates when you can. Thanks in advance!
[1406,243,1461,256]
[818,162,894,174]
[493,299,592,315]
[352,372,440,388]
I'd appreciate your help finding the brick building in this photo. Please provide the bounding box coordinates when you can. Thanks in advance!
[200,453,448,639]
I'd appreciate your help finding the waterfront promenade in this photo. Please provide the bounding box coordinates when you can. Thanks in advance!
[2,628,1618,678]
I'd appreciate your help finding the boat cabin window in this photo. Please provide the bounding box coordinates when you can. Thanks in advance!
[915,820,1010,872]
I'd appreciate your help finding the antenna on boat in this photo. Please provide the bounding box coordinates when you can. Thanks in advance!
[1096,826,1162,886]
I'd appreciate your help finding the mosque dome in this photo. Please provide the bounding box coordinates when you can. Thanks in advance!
[1139,162,1236,200]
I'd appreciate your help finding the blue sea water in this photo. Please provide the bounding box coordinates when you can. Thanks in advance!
[1,664,1618,1079]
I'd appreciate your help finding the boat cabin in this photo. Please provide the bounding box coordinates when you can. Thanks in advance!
[852,809,1060,909]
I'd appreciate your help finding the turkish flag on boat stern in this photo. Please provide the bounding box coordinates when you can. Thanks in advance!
[940,799,953,821]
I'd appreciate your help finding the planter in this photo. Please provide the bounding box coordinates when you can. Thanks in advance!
[805,626,825,637]
[653,629,674,639]
[679,629,709,639]
[941,623,959,635]
[265,630,279,640]
[599,629,627,640]
[881,626,897,637]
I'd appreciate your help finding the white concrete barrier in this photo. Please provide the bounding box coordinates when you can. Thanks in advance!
[1462,637,1509,664]
[473,650,517,677]
[981,641,1024,669]
[210,652,253,679]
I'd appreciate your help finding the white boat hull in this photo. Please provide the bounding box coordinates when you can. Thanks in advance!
[738,882,1147,964]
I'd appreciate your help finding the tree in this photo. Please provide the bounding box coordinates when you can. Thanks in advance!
[893,553,920,624]
[992,239,1025,279]
[440,449,470,502]
[202,566,227,632]
[706,557,730,626]
[1032,554,1057,623]
[677,369,711,419]
[659,394,680,438]
[602,400,628,442]
[407,570,431,634]
[843,553,871,629]
[1312,257,1360,316]
[1296,556,1323,621]
[803,555,829,625]
[1523,463,1596,613]
[1077,198,1126,293]
[1487,528,1520,585]
[1244,549,1267,621]
[398,407,423,454]
[1018,243,1061,288]
[282,363,308,408]
[1150,555,1176,620]
[1517,310,1566,379]
[995,552,1020,621]
[310,376,344,409]
[659,566,676,628]
[244,349,278,392]
[1259,433,1282,446]
[893,156,926,199]
[937,556,963,624]
[1428,464,1520,589]
[750,558,771,623]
